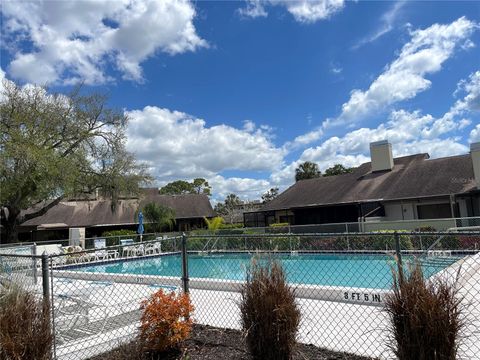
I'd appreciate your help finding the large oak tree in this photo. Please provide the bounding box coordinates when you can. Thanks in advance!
[0,81,151,243]
[159,178,211,196]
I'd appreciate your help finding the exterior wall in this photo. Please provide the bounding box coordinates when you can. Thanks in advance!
[458,198,469,218]
[274,210,295,224]
[382,197,454,221]
[471,142,480,188]
[383,202,415,220]
[363,218,456,232]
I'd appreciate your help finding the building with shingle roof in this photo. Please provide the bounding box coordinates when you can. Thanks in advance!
[19,189,214,240]
[245,141,480,230]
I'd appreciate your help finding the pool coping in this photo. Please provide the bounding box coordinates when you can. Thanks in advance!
[56,249,474,270]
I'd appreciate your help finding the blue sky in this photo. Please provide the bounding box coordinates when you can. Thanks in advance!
[1,0,480,201]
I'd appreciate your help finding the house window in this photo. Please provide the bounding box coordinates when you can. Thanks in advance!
[417,203,452,219]
[279,215,294,224]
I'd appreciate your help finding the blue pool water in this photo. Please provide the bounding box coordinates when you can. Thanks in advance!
[70,253,460,289]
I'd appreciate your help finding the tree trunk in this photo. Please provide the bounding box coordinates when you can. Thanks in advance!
[1,197,65,244]
[2,206,21,244]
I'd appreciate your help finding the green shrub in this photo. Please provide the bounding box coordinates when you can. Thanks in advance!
[368,231,413,250]
[101,230,138,246]
[0,286,53,360]
[102,229,137,237]
[218,223,244,229]
[217,228,245,235]
[385,262,464,360]
[240,259,300,360]
[439,235,460,250]
[269,222,290,228]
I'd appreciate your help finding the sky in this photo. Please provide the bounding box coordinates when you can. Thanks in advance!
[1,0,480,202]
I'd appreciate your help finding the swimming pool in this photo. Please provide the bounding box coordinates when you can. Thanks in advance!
[69,253,461,289]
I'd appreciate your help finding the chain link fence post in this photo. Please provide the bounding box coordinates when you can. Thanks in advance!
[394,231,403,281]
[181,233,189,294]
[32,243,38,285]
[41,253,50,301]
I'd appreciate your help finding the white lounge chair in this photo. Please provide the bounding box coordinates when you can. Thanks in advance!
[120,239,145,257]
[35,244,67,266]
[92,239,118,261]
[145,241,162,255]
[55,281,115,336]
[120,239,135,257]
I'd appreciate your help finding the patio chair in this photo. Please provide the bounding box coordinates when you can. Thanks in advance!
[134,244,145,256]
[35,244,67,266]
[145,241,162,255]
[120,239,136,257]
[92,239,118,261]
[55,280,115,336]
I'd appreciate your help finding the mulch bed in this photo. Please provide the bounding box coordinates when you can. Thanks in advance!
[90,324,372,360]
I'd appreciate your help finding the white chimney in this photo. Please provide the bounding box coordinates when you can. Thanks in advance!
[370,140,394,172]
[471,142,480,188]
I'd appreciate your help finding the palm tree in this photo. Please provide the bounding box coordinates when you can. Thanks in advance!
[141,202,176,232]
[295,161,321,182]
[204,216,224,232]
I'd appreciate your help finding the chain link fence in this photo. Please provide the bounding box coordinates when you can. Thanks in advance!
[1,232,479,359]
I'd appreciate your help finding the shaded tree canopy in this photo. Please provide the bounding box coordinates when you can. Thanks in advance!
[261,188,279,203]
[141,202,176,232]
[159,178,211,196]
[295,161,321,182]
[323,164,354,177]
[0,80,151,243]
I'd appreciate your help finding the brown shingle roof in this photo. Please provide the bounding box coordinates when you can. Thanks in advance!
[262,153,477,211]
[21,190,214,228]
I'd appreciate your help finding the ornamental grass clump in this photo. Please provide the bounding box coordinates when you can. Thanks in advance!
[139,289,194,353]
[240,259,300,360]
[0,285,53,360]
[385,262,465,360]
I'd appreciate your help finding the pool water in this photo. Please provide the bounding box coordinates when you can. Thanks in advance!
[71,253,460,289]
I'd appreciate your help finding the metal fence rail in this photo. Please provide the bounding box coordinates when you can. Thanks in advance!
[1,232,479,359]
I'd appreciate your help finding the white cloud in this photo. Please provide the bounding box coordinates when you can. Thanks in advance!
[330,62,343,74]
[238,0,345,23]
[0,67,6,97]
[1,0,207,84]
[456,71,480,112]
[243,120,257,133]
[237,0,268,18]
[327,17,477,127]
[422,70,480,139]
[126,106,285,181]
[286,0,345,23]
[311,104,474,161]
[209,175,271,201]
[273,91,478,187]
[353,1,406,50]
[470,125,480,143]
[284,128,324,150]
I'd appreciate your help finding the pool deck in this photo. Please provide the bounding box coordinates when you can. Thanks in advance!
[7,251,478,359]
[52,252,480,360]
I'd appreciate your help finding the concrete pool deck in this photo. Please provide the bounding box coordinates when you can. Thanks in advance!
[52,253,480,360]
